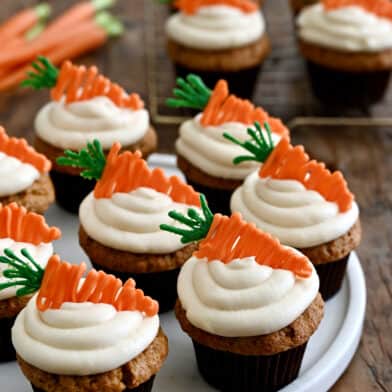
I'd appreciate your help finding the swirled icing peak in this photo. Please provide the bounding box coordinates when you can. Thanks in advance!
[0,203,61,245]
[259,139,354,212]
[323,0,392,20]
[94,142,200,205]
[174,0,258,14]
[0,127,51,173]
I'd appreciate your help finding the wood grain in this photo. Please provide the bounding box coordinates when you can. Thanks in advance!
[0,1,391,391]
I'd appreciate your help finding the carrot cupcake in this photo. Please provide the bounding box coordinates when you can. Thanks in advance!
[22,56,158,213]
[0,127,54,214]
[57,140,201,312]
[228,124,361,299]
[161,203,323,391]
[167,74,289,215]
[0,252,167,391]
[165,0,270,98]
[296,0,392,106]
[0,203,61,362]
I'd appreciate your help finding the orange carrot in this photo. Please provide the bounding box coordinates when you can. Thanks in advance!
[175,0,258,14]
[323,0,392,20]
[37,255,159,315]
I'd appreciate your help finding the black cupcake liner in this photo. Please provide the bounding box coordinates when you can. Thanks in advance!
[306,60,391,108]
[50,170,95,214]
[192,340,307,392]
[32,376,155,392]
[315,253,350,301]
[91,262,180,313]
[174,63,262,100]
[0,316,16,362]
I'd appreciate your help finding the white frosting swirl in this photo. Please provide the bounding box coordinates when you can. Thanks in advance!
[35,96,149,150]
[0,152,40,196]
[176,114,281,180]
[166,5,265,50]
[231,172,359,248]
[178,255,319,337]
[79,187,198,253]
[0,239,52,300]
[12,297,159,375]
[298,4,392,52]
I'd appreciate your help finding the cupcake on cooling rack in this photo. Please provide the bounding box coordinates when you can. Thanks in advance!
[296,0,392,106]
[0,203,60,362]
[165,0,270,98]
[0,127,54,214]
[57,139,201,312]
[22,56,158,213]
[228,123,361,299]
[161,202,323,391]
[0,251,167,391]
[167,74,289,215]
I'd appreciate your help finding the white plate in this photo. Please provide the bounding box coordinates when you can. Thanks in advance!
[0,153,366,392]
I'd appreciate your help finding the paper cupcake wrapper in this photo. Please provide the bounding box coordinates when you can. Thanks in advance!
[91,262,180,313]
[31,376,155,392]
[0,316,17,362]
[315,253,350,301]
[50,169,95,214]
[192,339,307,392]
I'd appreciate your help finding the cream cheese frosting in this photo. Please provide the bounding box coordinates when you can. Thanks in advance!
[297,4,392,52]
[176,114,281,180]
[12,297,159,375]
[79,187,198,254]
[178,255,319,337]
[231,172,359,248]
[0,152,40,197]
[0,239,52,300]
[35,96,149,151]
[166,5,265,50]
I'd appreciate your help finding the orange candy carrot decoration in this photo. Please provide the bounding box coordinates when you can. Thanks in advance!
[195,213,312,278]
[37,255,159,316]
[259,139,354,212]
[94,143,201,206]
[0,127,51,173]
[174,0,258,14]
[201,80,289,137]
[323,0,392,20]
[0,203,61,245]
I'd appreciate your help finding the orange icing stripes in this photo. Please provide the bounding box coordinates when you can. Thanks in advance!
[94,143,200,206]
[0,127,51,173]
[0,203,61,245]
[195,213,312,278]
[37,255,159,316]
[174,0,258,14]
[259,138,354,212]
[51,60,144,110]
[201,80,289,137]
[323,0,392,20]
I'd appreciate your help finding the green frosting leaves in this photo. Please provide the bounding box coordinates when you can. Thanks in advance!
[160,194,214,244]
[20,56,59,90]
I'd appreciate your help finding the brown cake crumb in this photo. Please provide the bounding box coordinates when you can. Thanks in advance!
[0,295,32,319]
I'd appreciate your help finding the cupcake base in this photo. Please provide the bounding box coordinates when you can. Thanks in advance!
[0,316,17,362]
[193,340,307,392]
[91,262,180,313]
[315,254,350,301]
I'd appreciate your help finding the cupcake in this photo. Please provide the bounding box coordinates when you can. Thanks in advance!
[0,126,54,214]
[161,201,324,391]
[167,74,289,215]
[0,251,167,391]
[289,0,318,15]
[165,0,270,98]
[58,139,202,312]
[22,56,158,213]
[0,203,61,362]
[228,124,361,299]
[296,0,392,106]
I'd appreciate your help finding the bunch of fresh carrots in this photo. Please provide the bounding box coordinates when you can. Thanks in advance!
[0,0,123,92]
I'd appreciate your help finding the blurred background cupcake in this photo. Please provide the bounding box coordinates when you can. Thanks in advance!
[165,0,270,98]
[296,0,392,107]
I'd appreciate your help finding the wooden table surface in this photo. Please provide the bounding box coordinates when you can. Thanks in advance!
[0,1,391,391]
